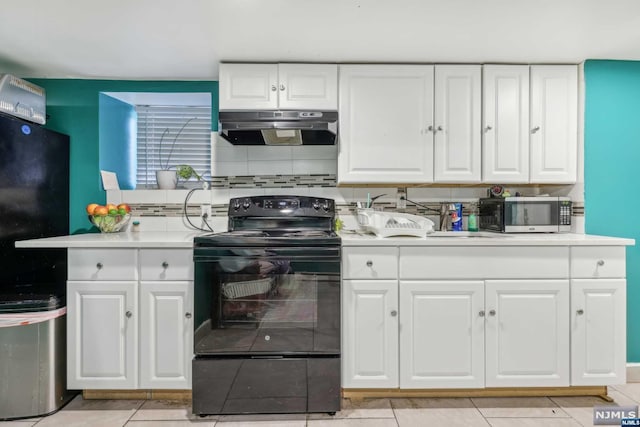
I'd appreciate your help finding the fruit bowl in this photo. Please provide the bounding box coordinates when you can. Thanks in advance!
[88,214,131,233]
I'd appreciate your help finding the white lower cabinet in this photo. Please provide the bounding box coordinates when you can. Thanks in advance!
[399,281,484,388]
[571,279,626,385]
[67,248,194,390]
[139,281,193,388]
[342,279,399,388]
[342,244,627,391]
[67,281,138,389]
[485,280,570,387]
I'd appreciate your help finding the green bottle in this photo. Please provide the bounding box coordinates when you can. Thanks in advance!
[468,204,478,232]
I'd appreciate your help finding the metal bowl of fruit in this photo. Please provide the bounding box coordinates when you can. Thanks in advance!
[86,203,132,233]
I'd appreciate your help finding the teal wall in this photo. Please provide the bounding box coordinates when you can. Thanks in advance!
[27,79,218,234]
[584,60,640,362]
[99,94,137,189]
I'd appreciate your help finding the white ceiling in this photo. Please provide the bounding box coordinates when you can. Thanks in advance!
[2,0,640,80]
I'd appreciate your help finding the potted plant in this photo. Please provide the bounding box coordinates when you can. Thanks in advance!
[155,117,202,189]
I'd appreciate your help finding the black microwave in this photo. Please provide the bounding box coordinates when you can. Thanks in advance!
[479,197,572,233]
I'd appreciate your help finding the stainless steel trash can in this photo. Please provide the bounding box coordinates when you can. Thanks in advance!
[0,295,77,420]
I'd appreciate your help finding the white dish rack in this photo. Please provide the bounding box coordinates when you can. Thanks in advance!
[356,209,434,238]
[222,277,273,299]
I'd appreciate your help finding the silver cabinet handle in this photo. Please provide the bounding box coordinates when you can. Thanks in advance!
[279,84,285,91]
[427,125,434,132]
[597,259,605,266]
[577,309,584,315]
[271,85,277,91]
[185,312,192,319]
[96,262,103,269]
[390,310,397,317]
[485,125,493,132]
[437,126,443,132]
[531,126,540,134]
[162,261,169,269]
[366,260,373,267]
[489,309,496,316]
[479,310,485,317]
[126,311,132,318]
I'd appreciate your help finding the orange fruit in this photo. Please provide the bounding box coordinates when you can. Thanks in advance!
[106,203,117,211]
[117,203,131,213]
[93,206,109,216]
[86,203,99,215]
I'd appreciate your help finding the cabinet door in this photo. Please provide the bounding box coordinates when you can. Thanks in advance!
[530,65,578,183]
[434,65,481,183]
[485,280,569,387]
[67,281,137,389]
[342,279,398,388]
[338,65,434,184]
[399,281,484,389]
[278,64,337,110]
[140,281,193,389]
[571,279,626,385]
[219,63,278,110]
[482,65,530,183]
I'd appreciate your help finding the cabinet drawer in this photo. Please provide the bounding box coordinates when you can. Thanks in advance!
[140,249,194,281]
[571,247,626,278]
[68,249,138,281]
[342,247,398,279]
[400,246,569,279]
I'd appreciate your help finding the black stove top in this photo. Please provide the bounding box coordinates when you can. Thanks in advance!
[195,195,340,248]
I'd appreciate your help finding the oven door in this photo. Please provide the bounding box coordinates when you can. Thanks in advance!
[504,197,560,232]
[193,245,340,356]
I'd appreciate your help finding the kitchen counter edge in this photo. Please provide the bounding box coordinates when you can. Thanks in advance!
[339,232,635,246]
[15,231,206,248]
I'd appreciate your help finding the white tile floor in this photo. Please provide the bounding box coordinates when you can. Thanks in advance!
[2,383,639,427]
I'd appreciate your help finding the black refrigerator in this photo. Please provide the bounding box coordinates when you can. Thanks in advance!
[0,112,76,420]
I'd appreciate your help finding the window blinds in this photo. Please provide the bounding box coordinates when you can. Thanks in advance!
[136,105,211,188]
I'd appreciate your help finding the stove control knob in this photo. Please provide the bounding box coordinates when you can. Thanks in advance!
[312,200,321,210]
[242,199,251,210]
[232,200,241,210]
[322,200,331,212]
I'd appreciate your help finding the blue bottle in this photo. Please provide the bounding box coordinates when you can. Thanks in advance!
[451,203,463,231]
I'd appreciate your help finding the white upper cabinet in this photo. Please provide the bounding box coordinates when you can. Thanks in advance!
[219,63,337,110]
[434,65,482,183]
[337,65,435,184]
[482,65,530,183]
[529,65,578,183]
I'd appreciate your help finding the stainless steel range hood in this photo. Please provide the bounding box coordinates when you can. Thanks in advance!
[218,110,338,145]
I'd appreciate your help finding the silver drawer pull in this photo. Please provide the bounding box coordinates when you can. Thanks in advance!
[96,262,103,269]
[366,260,373,267]
[162,261,169,269]
[577,309,584,315]
[597,259,605,266]
[271,85,277,91]
[279,84,285,91]
[126,311,132,318]
[479,310,485,317]
[185,312,192,319]
[390,310,397,317]
[531,126,540,134]
[489,309,496,316]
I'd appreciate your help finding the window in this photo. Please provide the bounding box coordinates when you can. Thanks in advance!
[136,105,211,188]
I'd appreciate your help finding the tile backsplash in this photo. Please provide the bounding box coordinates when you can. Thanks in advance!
[212,134,337,177]
[107,183,584,233]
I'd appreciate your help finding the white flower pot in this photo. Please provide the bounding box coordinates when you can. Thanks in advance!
[155,170,177,189]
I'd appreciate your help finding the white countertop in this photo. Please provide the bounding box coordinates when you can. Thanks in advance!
[339,231,635,246]
[15,230,635,249]
[15,231,207,248]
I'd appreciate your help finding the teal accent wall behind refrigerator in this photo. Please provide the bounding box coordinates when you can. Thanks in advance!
[584,60,640,362]
[27,79,218,234]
